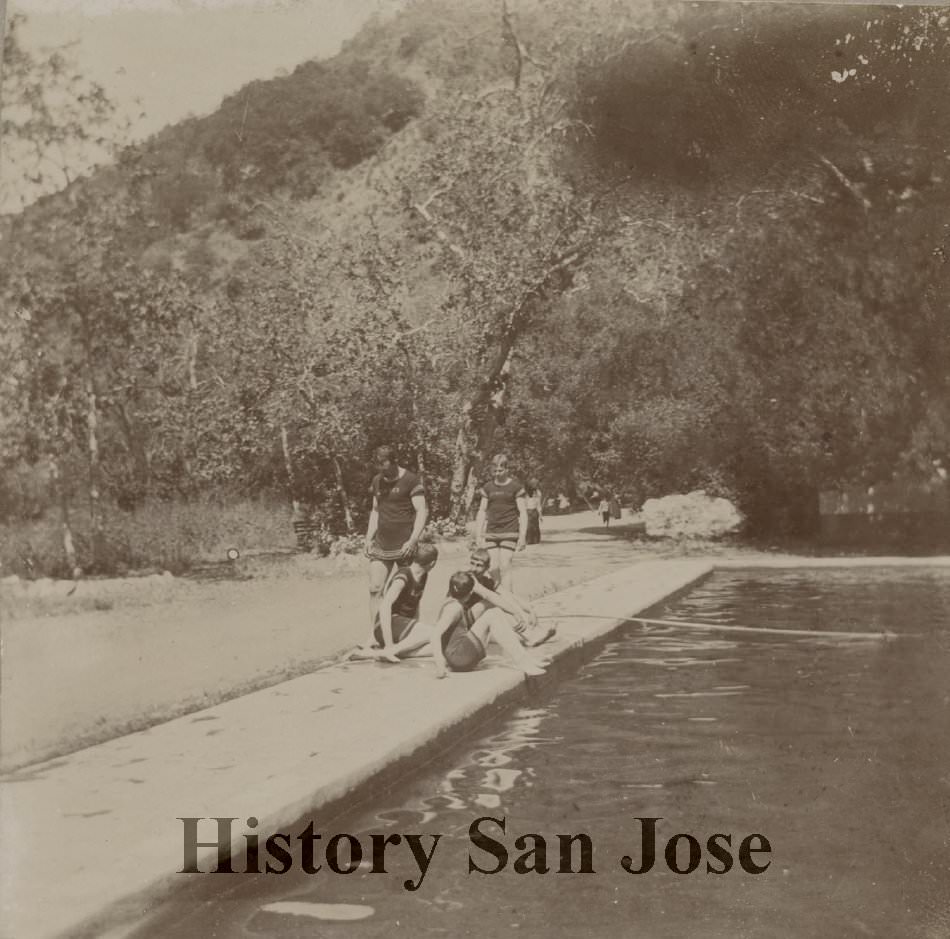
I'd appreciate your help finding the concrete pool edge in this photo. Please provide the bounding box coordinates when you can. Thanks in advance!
[4,554,949,939]
[713,555,950,569]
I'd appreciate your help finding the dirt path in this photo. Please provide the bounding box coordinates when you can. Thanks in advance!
[1,513,683,770]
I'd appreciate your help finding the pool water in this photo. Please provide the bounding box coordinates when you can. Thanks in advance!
[138,567,950,938]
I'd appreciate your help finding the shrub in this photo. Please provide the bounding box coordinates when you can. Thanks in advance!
[425,517,469,540]
[328,532,366,557]
[0,497,296,577]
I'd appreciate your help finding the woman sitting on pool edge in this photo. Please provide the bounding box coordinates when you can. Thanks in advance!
[434,572,547,677]
[373,569,547,677]
[467,547,555,649]
[347,542,439,663]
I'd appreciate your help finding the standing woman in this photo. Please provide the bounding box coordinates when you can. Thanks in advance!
[364,445,427,647]
[475,453,526,591]
[523,478,543,546]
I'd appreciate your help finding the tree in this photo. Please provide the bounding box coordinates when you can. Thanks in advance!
[1,13,133,212]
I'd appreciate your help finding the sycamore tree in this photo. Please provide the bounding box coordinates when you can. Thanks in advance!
[378,16,628,516]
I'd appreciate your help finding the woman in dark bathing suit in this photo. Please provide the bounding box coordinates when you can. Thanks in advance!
[432,572,546,678]
[376,550,554,672]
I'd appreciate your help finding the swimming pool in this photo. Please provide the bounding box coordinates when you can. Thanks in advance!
[137,566,950,938]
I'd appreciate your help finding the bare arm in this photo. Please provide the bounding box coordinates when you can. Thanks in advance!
[490,583,536,626]
[365,495,379,555]
[471,581,527,624]
[409,493,427,544]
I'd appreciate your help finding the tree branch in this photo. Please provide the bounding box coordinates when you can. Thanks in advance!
[501,0,546,91]
[410,192,467,261]
[816,155,871,211]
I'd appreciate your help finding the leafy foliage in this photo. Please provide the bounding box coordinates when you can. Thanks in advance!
[2,0,948,572]
[1,14,132,211]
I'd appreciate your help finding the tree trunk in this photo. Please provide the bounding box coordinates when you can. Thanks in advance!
[186,313,200,392]
[449,408,476,522]
[84,369,104,567]
[332,455,356,534]
[279,425,301,516]
[449,346,513,520]
[447,244,588,520]
[50,457,80,576]
[116,401,151,500]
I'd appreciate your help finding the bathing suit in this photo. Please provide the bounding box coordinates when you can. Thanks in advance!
[441,604,486,671]
[440,568,497,671]
[369,469,424,561]
[479,477,525,546]
[373,565,427,645]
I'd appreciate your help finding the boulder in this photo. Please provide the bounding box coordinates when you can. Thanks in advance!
[640,490,743,539]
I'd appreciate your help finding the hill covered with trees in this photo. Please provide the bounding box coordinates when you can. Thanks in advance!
[2,0,948,575]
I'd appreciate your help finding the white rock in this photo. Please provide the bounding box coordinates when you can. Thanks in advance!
[640,490,743,538]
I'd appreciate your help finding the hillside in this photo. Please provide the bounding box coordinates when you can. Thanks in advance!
[1,0,948,575]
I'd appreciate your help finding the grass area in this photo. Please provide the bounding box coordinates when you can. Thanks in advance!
[0,496,297,579]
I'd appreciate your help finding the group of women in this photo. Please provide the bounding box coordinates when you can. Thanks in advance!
[354,447,551,677]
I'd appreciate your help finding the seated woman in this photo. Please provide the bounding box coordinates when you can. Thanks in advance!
[347,542,439,663]
[432,572,547,678]
[467,548,555,648]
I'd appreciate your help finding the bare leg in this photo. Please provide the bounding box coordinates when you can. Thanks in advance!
[378,630,431,660]
[496,547,514,592]
[470,608,545,676]
[384,602,462,659]
[365,558,392,646]
[487,544,503,588]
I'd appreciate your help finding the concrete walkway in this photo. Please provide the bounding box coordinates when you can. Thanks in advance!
[0,556,712,939]
[1,513,650,770]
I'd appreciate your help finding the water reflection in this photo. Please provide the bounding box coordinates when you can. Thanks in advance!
[139,567,950,939]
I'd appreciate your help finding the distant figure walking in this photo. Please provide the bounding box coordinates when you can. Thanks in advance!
[475,453,526,591]
[523,478,543,545]
[363,445,427,646]
[609,494,621,521]
[598,497,611,527]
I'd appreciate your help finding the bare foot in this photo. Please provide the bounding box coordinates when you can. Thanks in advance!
[526,625,556,648]
[343,646,379,661]
[523,663,546,677]
[374,649,401,664]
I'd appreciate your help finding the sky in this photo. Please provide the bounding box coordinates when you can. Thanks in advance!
[11,0,404,139]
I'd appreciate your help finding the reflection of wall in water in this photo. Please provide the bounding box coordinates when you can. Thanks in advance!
[819,477,950,549]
